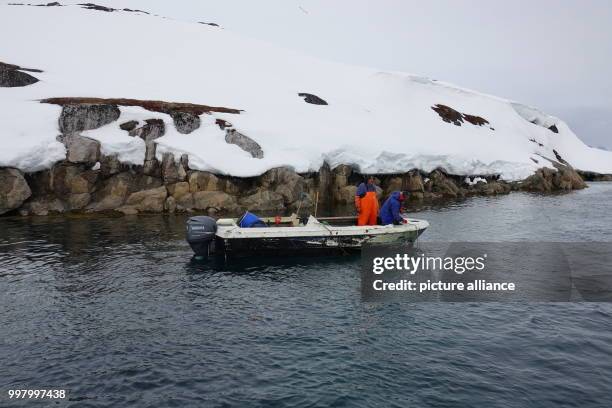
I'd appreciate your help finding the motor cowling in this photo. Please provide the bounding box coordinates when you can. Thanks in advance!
[186,216,217,259]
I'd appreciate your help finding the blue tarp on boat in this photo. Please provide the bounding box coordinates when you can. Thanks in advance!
[238,211,267,228]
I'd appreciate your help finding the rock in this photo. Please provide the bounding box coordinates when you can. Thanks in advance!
[521,168,555,192]
[332,164,353,194]
[431,104,490,128]
[142,159,161,178]
[164,196,177,213]
[168,182,191,199]
[471,180,511,195]
[48,164,98,210]
[178,155,189,181]
[225,130,264,159]
[578,171,612,182]
[79,3,116,12]
[125,186,167,212]
[68,193,91,210]
[260,167,305,205]
[130,119,165,177]
[189,171,221,192]
[100,154,127,177]
[119,120,139,131]
[432,104,464,126]
[240,190,284,212]
[51,164,98,195]
[59,104,120,133]
[0,168,32,215]
[519,164,587,192]
[117,206,139,215]
[519,165,585,192]
[193,191,240,213]
[333,185,357,205]
[88,172,133,211]
[0,63,39,87]
[405,171,425,192]
[554,165,587,190]
[59,134,101,165]
[384,177,403,196]
[20,198,65,216]
[409,191,424,201]
[429,170,460,197]
[161,153,186,184]
[130,119,165,142]
[175,193,195,210]
[170,111,201,134]
[298,93,328,105]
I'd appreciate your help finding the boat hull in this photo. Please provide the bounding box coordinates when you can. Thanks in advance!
[212,228,425,259]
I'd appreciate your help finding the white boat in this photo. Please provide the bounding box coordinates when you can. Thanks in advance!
[186,213,429,259]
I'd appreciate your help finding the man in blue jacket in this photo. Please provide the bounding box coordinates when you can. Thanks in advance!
[380,191,406,225]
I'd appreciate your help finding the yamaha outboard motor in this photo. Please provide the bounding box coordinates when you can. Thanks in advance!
[186,216,217,260]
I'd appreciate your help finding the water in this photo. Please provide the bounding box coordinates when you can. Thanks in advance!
[1,183,611,407]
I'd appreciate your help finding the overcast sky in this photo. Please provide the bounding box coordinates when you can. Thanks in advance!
[100,0,612,148]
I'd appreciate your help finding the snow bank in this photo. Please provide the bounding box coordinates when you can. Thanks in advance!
[1,2,611,179]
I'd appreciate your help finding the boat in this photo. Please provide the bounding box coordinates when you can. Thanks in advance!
[186,213,429,260]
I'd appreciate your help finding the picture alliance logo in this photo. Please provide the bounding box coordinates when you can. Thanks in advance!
[371,253,488,275]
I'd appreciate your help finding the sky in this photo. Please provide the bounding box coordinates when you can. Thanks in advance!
[96,0,612,149]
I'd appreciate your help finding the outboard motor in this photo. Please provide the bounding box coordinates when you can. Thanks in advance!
[186,216,217,260]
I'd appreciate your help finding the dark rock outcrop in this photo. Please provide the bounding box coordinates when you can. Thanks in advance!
[171,112,201,134]
[298,93,328,105]
[432,104,490,128]
[0,61,40,87]
[78,3,115,12]
[119,120,139,131]
[520,165,586,192]
[225,129,264,159]
[58,104,120,133]
[577,171,612,182]
[0,168,32,214]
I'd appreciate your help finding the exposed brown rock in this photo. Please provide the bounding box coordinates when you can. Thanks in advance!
[193,191,240,214]
[0,168,32,215]
[125,186,167,212]
[42,97,242,115]
[58,134,101,165]
[432,104,490,128]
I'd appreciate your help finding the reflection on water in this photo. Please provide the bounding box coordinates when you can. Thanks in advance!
[0,183,611,407]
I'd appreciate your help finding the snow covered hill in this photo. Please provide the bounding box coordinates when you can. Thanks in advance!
[1,1,611,180]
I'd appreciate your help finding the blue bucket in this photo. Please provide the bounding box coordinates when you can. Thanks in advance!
[238,211,267,228]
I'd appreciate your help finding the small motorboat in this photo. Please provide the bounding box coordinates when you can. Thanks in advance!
[186,213,429,260]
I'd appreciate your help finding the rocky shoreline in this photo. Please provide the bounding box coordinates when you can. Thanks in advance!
[0,102,595,217]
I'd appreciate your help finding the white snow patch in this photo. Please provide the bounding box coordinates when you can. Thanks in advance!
[465,176,487,186]
[0,3,610,180]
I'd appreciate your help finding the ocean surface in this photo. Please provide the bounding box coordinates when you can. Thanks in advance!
[1,183,611,407]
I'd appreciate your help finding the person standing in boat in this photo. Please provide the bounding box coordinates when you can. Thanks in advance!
[355,176,380,226]
[380,191,407,225]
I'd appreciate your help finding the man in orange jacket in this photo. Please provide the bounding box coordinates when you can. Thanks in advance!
[355,176,380,226]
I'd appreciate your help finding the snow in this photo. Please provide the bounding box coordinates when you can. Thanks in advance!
[465,177,487,186]
[1,2,611,179]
